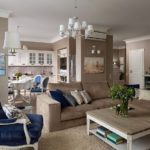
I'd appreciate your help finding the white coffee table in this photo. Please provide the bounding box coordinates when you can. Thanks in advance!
[86,103,150,150]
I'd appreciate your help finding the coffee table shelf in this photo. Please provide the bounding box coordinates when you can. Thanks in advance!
[89,129,127,150]
[90,128,150,150]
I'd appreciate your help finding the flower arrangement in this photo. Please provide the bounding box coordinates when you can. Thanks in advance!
[109,84,135,116]
[15,72,22,80]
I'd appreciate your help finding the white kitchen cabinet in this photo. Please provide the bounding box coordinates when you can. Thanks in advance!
[8,50,54,66]
[28,52,37,65]
[38,53,44,65]
[17,50,28,66]
[45,52,53,66]
[8,54,18,66]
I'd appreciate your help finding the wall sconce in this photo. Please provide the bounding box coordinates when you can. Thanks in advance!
[91,45,101,55]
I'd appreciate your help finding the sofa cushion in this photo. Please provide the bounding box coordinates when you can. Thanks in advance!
[49,82,83,92]
[82,82,109,100]
[63,93,77,106]
[91,98,119,109]
[61,104,94,121]
[80,90,92,104]
[50,91,70,108]
[70,90,84,105]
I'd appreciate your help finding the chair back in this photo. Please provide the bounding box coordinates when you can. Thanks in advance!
[33,75,42,86]
[42,77,49,92]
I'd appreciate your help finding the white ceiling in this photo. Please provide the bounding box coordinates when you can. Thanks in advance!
[0,0,150,46]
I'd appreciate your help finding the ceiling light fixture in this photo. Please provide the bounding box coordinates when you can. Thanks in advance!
[59,0,94,39]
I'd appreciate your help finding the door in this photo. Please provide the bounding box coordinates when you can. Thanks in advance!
[129,49,144,88]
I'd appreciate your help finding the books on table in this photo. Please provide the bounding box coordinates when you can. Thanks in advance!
[96,126,125,145]
[107,132,125,145]
[96,126,111,137]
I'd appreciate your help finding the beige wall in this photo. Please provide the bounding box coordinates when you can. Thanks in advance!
[0,17,8,104]
[126,39,150,83]
[76,35,113,84]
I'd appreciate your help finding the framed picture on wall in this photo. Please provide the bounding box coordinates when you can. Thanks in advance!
[84,57,104,74]
[0,53,6,76]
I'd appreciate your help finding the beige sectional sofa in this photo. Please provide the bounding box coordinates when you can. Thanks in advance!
[36,82,118,132]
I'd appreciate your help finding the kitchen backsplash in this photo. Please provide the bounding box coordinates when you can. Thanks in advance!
[8,66,53,77]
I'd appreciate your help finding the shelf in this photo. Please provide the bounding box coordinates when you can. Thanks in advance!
[89,129,126,150]
[89,129,150,150]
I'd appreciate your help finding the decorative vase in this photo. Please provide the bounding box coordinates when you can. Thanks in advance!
[115,100,128,117]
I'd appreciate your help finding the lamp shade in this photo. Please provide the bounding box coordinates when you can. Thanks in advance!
[87,25,94,33]
[59,25,65,32]
[74,22,81,31]
[3,32,21,49]
[82,21,87,29]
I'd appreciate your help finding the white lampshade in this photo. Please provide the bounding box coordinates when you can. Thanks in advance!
[82,21,87,29]
[87,25,94,33]
[68,18,74,27]
[3,31,21,49]
[74,22,81,31]
[59,25,65,32]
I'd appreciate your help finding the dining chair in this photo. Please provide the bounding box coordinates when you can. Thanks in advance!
[30,77,49,98]
[33,75,42,87]
[8,83,15,105]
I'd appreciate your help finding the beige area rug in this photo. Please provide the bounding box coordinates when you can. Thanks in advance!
[39,125,114,150]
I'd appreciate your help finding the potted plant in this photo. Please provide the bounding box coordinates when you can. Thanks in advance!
[109,84,134,117]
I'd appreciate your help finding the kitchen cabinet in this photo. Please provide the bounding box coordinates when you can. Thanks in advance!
[38,53,44,65]
[8,53,19,66]
[8,50,54,67]
[17,50,28,66]
[29,52,36,65]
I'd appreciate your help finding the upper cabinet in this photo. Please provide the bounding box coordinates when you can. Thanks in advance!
[8,50,54,66]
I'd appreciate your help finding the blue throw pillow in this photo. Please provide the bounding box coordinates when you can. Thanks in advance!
[0,103,7,119]
[50,91,70,108]
[0,102,2,109]
[55,89,63,95]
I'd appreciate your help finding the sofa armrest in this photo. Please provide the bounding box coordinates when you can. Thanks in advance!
[36,94,61,132]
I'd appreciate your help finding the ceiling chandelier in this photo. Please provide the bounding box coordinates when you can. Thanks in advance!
[59,0,94,39]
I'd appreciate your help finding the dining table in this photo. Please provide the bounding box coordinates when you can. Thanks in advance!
[8,76,33,102]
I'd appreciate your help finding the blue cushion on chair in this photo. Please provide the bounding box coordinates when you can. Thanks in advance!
[27,114,43,144]
[0,118,16,124]
[0,114,43,146]
[50,90,70,108]
[31,87,42,92]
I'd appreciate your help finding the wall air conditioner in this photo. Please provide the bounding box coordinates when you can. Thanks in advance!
[86,31,107,41]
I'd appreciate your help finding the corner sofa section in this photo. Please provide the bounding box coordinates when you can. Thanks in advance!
[36,82,118,132]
